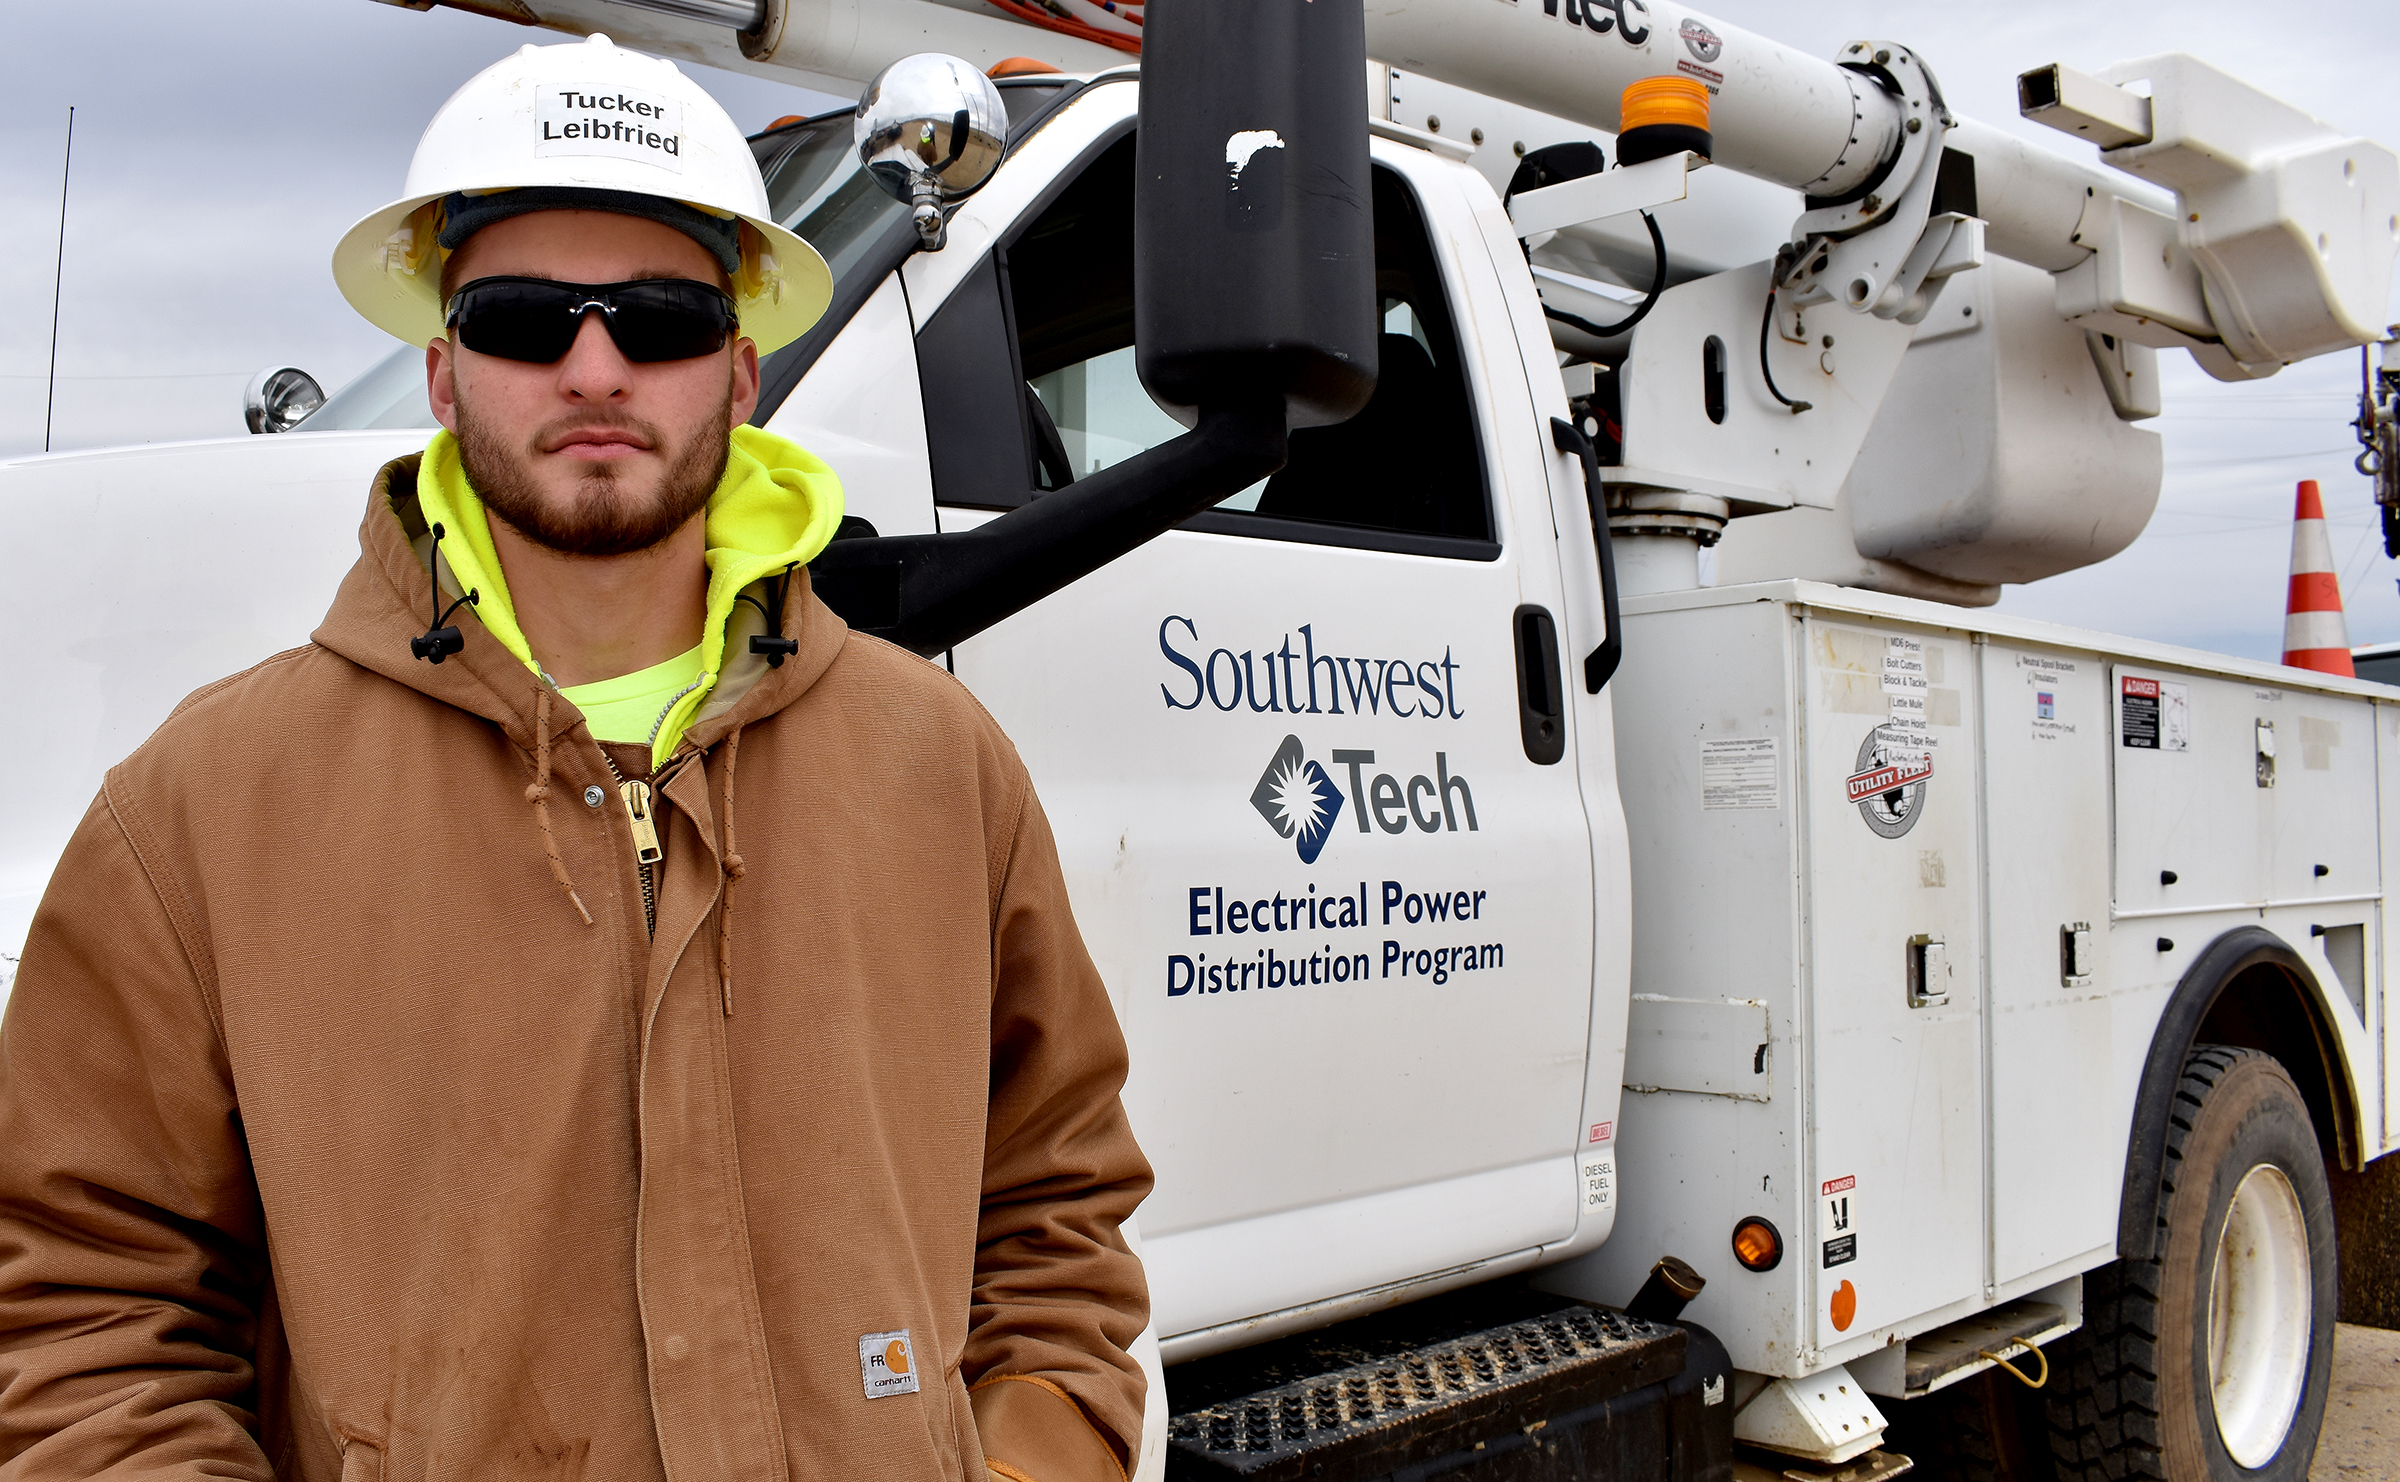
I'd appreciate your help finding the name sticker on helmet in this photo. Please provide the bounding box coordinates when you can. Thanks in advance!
[537,86,685,173]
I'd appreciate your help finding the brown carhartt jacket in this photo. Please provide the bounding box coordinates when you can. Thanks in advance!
[0,455,1152,1482]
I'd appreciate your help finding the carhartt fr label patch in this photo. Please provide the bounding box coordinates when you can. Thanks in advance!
[860,1329,920,1398]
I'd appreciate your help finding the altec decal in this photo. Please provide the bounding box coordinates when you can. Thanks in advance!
[1542,0,1650,45]
[1847,724,1932,839]
[1251,735,1479,862]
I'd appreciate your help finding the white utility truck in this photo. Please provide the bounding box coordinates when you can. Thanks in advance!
[8,1,2400,1479]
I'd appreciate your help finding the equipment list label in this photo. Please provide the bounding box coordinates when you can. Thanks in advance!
[1699,737,1780,811]
[1881,636,1933,764]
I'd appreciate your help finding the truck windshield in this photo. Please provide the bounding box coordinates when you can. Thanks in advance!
[303,108,903,433]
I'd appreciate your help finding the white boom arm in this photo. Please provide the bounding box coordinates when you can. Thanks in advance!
[450,0,2396,381]
[1368,1,2397,374]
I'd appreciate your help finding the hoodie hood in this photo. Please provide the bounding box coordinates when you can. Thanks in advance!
[415,423,844,767]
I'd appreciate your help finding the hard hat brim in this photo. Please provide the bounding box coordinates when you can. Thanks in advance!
[332,193,833,356]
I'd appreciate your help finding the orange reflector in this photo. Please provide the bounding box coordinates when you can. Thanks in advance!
[1732,1217,1783,1271]
[1620,75,1711,136]
[1831,1278,1858,1332]
[989,56,1063,78]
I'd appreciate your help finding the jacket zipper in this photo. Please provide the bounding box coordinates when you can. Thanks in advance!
[583,674,705,941]
[598,749,661,939]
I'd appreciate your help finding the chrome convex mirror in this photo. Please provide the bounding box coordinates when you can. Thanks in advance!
[855,54,1007,252]
[244,366,324,434]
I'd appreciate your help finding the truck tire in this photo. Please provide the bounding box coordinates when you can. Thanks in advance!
[2046,1046,2336,1481]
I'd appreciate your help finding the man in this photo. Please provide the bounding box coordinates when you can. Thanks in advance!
[0,35,1151,1482]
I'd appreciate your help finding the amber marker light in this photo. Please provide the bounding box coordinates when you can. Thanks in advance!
[1615,75,1713,166]
[1732,1217,1784,1272]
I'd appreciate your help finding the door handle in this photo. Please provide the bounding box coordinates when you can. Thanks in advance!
[1514,604,1566,765]
[1550,417,1623,693]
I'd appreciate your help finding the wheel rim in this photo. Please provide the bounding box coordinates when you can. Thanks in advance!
[2208,1163,2313,1467]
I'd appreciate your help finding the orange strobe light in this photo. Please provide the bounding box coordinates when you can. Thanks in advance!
[1617,75,1712,166]
[1732,1216,1784,1272]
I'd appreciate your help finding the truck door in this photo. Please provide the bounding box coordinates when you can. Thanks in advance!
[914,117,1599,1347]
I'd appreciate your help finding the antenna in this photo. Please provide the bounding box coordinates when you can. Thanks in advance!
[44,106,75,455]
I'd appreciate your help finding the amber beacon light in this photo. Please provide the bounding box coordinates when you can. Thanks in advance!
[1731,1216,1784,1272]
[1615,75,1712,165]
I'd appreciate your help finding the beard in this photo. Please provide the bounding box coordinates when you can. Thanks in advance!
[455,393,732,558]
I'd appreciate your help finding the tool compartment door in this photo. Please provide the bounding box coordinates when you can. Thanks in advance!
[2260,684,2381,1137]
[2262,687,2380,904]
[2110,665,2266,915]
[929,124,1597,1341]
[1980,643,2118,1286]
[1800,616,1985,1350]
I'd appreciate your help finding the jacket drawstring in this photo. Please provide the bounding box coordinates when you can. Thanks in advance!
[717,723,746,1016]
[528,685,595,927]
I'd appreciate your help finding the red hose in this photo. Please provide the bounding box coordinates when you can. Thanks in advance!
[984,0,1143,54]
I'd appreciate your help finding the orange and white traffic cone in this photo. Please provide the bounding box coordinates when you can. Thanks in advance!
[2283,479,2355,676]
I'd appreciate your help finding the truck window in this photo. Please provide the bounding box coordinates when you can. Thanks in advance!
[303,344,440,432]
[922,130,1495,554]
[754,107,915,292]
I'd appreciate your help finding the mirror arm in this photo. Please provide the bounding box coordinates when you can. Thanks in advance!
[809,400,1287,656]
[1550,416,1623,693]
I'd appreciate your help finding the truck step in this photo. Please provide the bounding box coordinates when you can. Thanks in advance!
[1165,1302,1691,1481]
[1901,1298,2071,1397]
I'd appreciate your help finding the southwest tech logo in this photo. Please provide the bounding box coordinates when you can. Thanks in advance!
[1250,735,1480,862]
[1252,735,1344,864]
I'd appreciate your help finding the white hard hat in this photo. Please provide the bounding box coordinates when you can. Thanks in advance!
[333,34,831,354]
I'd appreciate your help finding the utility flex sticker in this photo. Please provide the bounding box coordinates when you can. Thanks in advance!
[1845,637,1935,838]
[1846,726,1933,838]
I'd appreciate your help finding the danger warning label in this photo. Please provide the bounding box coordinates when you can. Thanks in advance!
[2120,675,2189,751]
[1821,1175,1859,1269]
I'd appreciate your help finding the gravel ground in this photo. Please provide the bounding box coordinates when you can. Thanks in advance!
[2313,1323,2400,1479]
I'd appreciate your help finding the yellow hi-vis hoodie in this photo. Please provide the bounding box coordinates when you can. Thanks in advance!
[416,423,845,768]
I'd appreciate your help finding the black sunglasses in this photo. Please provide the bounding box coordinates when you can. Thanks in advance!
[444,276,739,365]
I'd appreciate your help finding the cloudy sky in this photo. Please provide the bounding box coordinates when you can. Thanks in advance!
[1,0,2393,664]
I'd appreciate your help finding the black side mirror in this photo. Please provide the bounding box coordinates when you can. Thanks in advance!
[1135,0,1377,431]
[810,0,1380,655]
